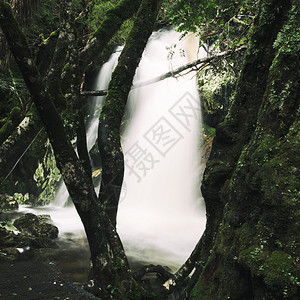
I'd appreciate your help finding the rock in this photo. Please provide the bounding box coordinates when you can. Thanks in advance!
[13,213,39,229]
[31,237,58,249]
[0,227,15,248]
[1,216,58,256]
[37,214,53,224]
[0,246,34,261]
[0,194,18,211]
[31,222,59,239]
[0,247,20,261]
[13,213,59,239]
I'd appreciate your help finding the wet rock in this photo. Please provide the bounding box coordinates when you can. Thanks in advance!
[37,214,53,224]
[0,219,58,260]
[31,237,58,249]
[0,227,15,247]
[0,246,34,261]
[13,213,59,239]
[0,247,20,261]
[0,194,18,211]
[31,222,59,239]
[13,213,38,228]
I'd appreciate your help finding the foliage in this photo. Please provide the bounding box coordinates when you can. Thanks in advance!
[26,0,60,46]
[87,0,119,32]
[33,140,61,205]
[167,0,258,49]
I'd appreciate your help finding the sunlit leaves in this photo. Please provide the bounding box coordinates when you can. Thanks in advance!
[166,0,259,49]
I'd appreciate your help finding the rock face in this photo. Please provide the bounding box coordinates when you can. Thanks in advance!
[191,1,300,299]
[13,213,59,239]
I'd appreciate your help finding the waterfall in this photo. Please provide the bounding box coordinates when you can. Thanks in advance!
[51,48,122,207]
[117,28,206,271]
[42,28,206,272]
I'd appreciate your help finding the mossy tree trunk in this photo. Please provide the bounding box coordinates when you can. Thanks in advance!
[0,0,141,193]
[98,0,162,226]
[0,110,42,188]
[0,0,165,298]
[190,0,300,299]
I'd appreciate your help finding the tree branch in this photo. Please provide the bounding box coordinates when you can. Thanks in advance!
[0,114,43,189]
[45,1,70,108]
[79,0,142,72]
[81,45,247,96]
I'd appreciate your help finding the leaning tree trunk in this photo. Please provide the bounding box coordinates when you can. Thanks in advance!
[0,108,42,189]
[0,0,165,299]
[0,2,133,299]
[98,0,163,226]
[0,0,141,194]
[189,0,300,299]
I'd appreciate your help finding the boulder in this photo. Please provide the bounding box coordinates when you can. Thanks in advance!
[31,222,59,239]
[0,218,58,261]
[37,214,53,224]
[31,237,58,249]
[13,213,59,239]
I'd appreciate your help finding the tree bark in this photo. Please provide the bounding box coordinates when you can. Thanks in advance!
[98,0,163,227]
[79,0,142,73]
[0,0,140,194]
[189,0,300,299]
[0,1,163,298]
[44,1,70,109]
[0,111,42,190]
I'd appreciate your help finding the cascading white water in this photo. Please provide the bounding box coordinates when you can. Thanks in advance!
[117,28,206,271]
[20,28,207,275]
[85,47,123,152]
[52,48,122,207]
[20,48,123,240]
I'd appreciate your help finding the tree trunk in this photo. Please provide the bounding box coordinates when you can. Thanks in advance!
[0,0,141,195]
[0,1,163,298]
[190,0,300,299]
[0,111,42,189]
[79,0,142,73]
[98,0,163,226]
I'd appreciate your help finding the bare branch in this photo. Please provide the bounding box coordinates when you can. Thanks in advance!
[81,45,247,96]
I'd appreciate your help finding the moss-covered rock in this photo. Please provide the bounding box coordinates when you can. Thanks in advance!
[0,220,58,261]
[13,213,59,239]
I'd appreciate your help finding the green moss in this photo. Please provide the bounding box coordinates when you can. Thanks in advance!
[9,106,21,122]
[193,2,299,299]
[238,248,299,298]
[202,123,216,139]
[0,106,22,145]
[264,251,293,286]
[190,278,216,300]
[235,222,257,248]
[238,246,268,275]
